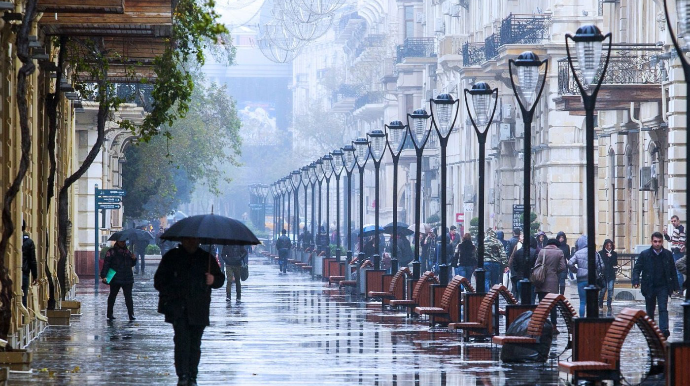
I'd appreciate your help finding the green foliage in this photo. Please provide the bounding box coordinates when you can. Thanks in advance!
[145,244,161,255]
[426,214,440,227]
[122,80,242,218]
[519,212,540,236]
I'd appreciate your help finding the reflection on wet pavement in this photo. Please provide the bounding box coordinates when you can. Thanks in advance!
[10,255,684,385]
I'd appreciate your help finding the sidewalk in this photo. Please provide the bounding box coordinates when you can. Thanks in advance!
[9,255,684,385]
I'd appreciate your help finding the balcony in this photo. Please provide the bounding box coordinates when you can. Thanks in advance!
[555,44,663,112]
[331,84,364,113]
[484,34,500,60]
[500,14,551,46]
[353,92,385,120]
[396,38,436,64]
[439,36,463,57]
[462,42,485,67]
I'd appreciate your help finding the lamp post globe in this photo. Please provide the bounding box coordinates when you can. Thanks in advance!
[368,129,386,271]
[331,148,344,263]
[406,108,432,280]
[385,120,408,273]
[342,144,357,265]
[465,82,499,294]
[353,137,370,268]
[566,24,612,318]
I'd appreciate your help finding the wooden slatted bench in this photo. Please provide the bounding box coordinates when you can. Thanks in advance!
[448,284,517,339]
[367,267,411,308]
[493,293,577,347]
[389,271,439,315]
[414,275,474,326]
[294,250,315,272]
[558,308,667,385]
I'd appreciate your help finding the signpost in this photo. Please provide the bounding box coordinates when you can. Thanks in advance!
[512,204,524,230]
[94,185,125,290]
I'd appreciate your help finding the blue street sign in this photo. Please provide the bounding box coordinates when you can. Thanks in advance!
[97,189,125,197]
[96,196,122,203]
[98,203,121,210]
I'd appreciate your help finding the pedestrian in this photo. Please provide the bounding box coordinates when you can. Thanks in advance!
[133,227,149,275]
[420,226,436,272]
[556,231,572,294]
[316,226,329,256]
[568,235,603,317]
[100,239,137,321]
[21,221,38,307]
[534,239,566,332]
[454,233,476,280]
[483,228,508,293]
[664,215,686,295]
[301,227,313,249]
[397,235,414,268]
[220,244,248,302]
[510,235,537,304]
[598,239,618,314]
[276,229,292,274]
[506,228,521,257]
[535,231,548,253]
[676,256,687,293]
[154,237,225,386]
[496,230,509,256]
[632,232,680,338]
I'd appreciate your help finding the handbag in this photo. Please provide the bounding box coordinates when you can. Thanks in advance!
[596,253,606,288]
[530,251,546,286]
[240,263,249,281]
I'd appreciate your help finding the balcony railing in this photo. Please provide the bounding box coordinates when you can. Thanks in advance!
[331,84,364,104]
[462,42,485,67]
[557,45,664,95]
[500,13,550,46]
[354,92,384,110]
[115,83,154,112]
[484,34,500,60]
[396,38,436,64]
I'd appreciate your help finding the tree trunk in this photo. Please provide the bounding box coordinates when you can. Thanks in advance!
[57,39,109,299]
[44,36,67,310]
[0,0,38,346]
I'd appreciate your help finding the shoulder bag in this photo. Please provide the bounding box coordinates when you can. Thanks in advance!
[530,251,546,286]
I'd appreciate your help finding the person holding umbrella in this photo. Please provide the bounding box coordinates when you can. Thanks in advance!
[100,237,137,321]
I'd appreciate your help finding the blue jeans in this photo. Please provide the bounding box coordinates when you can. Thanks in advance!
[516,279,536,304]
[278,248,289,273]
[455,266,475,286]
[645,286,670,334]
[577,280,588,317]
[598,279,615,308]
[484,261,502,293]
[673,252,685,290]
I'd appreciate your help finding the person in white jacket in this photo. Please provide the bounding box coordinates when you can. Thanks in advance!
[568,235,602,317]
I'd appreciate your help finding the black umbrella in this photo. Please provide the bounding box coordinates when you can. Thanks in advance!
[160,214,260,246]
[108,229,154,243]
[353,224,384,238]
[383,222,414,237]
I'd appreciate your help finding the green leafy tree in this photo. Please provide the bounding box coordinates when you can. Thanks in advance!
[519,212,541,237]
[122,81,242,219]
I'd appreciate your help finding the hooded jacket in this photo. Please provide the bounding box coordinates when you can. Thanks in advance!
[536,231,547,253]
[556,231,571,264]
[484,229,507,266]
[598,239,618,281]
[568,235,602,281]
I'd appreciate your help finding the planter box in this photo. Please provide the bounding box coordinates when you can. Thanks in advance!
[46,310,71,326]
[61,301,81,315]
[0,350,32,371]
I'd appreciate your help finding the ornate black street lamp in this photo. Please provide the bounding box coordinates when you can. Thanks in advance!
[465,83,499,294]
[508,51,549,304]
[368,129,387,270]
[566,25,612,318]
[321,154,334,256]
[308,162,318,248]
[664,0,690,364]
[431,94,461,286]
[259,184,269,232]
[283,177,292,239]
[406,109,432,280]
[342,144,357,264]
[270,182,278,247]
[291,170,302,245]
[331,149,345,262]
[385,120,408,273]
[314,158,325,252]
[301,166,311,248]
[249,183,259,228]
[353,137,370,264]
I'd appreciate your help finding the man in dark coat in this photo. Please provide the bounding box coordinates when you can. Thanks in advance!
[100,239,137,321]
[276,229,292,273]
[632,232,680,338]
[21,221,38,307]
[133,226,149,275]
[154,237,225,386]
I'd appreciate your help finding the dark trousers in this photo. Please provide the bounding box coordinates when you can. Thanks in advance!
[173,318,206,379]
[22,273,30,307]
[107,282,134,318]
[278,248,289,273]
[537,292,558,327]
[645,286,670,334]
[135,253,145,273]
[225,265,241,299]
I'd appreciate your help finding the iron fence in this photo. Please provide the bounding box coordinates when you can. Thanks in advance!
[500,13,550,46]
[354,92,384,110]
[484,34,500,60]
[115,83,154,112]
[396,38,436,63]
[462,42,485,67]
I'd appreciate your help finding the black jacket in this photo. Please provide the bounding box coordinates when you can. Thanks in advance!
[510,246,537,280]
[100,244,136,285]
[276,235,292,250]
[22,233,37,280]
[556,232,571,267]
[455,240,476,267]
[632,247,680,297]
[154,246,225,325]
[598,244,618,281]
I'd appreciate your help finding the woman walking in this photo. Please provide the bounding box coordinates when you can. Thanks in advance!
[454,233,476,281]
[100,239,137,321]
[533,239,566,332]
[568,235,603,317]
[598,239,618,314]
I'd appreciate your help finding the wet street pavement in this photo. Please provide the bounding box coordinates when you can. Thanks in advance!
[11,253,686,385]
